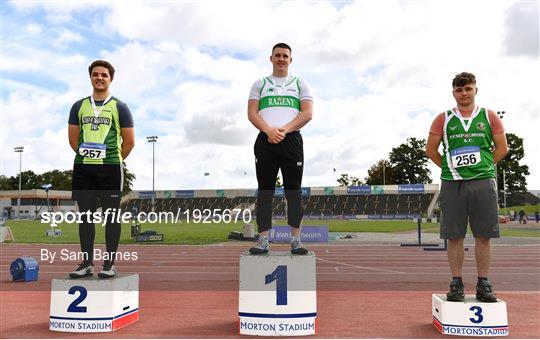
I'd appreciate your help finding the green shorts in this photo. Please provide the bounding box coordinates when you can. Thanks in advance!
[439,178,500,239]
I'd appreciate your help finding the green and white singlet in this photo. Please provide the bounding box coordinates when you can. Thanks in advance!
[249,75,312,128]
[441,106,495,181]
[69,96,133,165]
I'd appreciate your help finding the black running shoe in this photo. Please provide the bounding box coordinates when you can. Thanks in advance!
[291,240,309,255]
[446,279,465,302]
[98,261,116,279]
[69,261,94,279]
[249,236,269,255]
[476,280,497,302]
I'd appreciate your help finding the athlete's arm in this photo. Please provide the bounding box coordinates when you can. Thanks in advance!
[67,101,83,152]
[247,99,285,144]
[426,113,445,167]
[117,100,135,159]
[488,109,508,164]
[68,124,80,152]
[121,128,135,160]
[492,132,508,164]
[280,100,313,134]
[426,133,443,167]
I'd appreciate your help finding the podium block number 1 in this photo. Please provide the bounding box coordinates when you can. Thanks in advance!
[265,265,287,305]
[67,286,88,313]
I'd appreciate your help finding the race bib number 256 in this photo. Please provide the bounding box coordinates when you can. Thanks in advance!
[79,142,107,159]
[450,146,481,168]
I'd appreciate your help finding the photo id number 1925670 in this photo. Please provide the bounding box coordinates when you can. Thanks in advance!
[183,208,252,224]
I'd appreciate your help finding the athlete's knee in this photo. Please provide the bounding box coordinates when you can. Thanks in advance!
[474,236,491,244]
[447,238,465,245]
[257,189,274,199]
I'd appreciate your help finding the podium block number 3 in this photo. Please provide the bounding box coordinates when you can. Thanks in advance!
[265,265,288,305]
[469,306,484,324]
[67,286,88,313]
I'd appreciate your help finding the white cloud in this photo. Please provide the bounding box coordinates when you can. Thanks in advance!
[0,83,76,176]
[54,29,84,47]
[24,23,43,35]
[102,0,337,53]
[10,1,109,24]
[3,0,539,191]
[0,39,89,88]
[0,56,40,72]
[503,1,539,58]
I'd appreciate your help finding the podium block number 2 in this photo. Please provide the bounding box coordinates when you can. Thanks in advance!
[469,306,484,324]
[67,286,88,313]
[265,265,288,305]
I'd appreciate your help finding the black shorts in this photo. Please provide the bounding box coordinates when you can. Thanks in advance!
[72,163,123,202]
[439,178,500,239]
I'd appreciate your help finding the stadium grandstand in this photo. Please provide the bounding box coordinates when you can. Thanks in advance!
[501,191,540,208]
[0,190,75,219]
[121,184,439,220]
[4,184,538,221]
[0,185,438,219]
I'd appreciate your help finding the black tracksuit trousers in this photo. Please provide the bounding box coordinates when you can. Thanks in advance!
[254,131,304,232]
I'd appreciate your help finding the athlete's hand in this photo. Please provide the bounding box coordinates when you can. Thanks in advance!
[266,128,285,144]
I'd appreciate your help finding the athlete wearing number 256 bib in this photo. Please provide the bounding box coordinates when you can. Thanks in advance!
[426,72,508,303]
[67,60,135,279]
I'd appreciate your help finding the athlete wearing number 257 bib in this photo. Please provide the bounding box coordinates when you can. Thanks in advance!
[426,72,508,303]
[67,60,135,279]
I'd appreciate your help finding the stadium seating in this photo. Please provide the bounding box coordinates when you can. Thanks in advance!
[122,193,434,217]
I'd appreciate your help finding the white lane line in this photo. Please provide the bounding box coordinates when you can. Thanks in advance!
[316,257,406,274]
[22,271,540,276]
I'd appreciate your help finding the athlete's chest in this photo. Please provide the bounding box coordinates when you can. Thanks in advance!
[446,115,490,145]
[79,101,117,130]
[261,80,299,97]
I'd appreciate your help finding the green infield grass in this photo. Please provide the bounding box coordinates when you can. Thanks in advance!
[2,218,537,244]
[502,204,540,215]
[421,225,540,238]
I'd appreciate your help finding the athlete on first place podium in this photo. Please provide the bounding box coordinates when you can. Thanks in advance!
[246,43,314,255]
[426,72,509,302]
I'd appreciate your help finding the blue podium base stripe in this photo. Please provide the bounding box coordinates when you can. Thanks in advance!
[50,316,112,321]
[50,308,139,321]
[434,316,508,329]
[114,308,139,319]
[239,312,316,318]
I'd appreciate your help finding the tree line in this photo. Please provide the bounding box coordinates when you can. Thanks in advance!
[0,165,136,196]
[336,133,529,191]
[0,133,530,193]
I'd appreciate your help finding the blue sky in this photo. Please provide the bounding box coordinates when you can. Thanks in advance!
[1,0,538,190]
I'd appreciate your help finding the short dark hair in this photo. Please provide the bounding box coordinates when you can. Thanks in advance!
[272,43,292,54]
[452,72,476,87]
[88,60,115,80]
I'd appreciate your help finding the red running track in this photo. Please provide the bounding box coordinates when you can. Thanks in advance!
[1,243,539,338]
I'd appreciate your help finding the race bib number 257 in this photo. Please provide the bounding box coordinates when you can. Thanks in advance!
[79,142,107,159]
